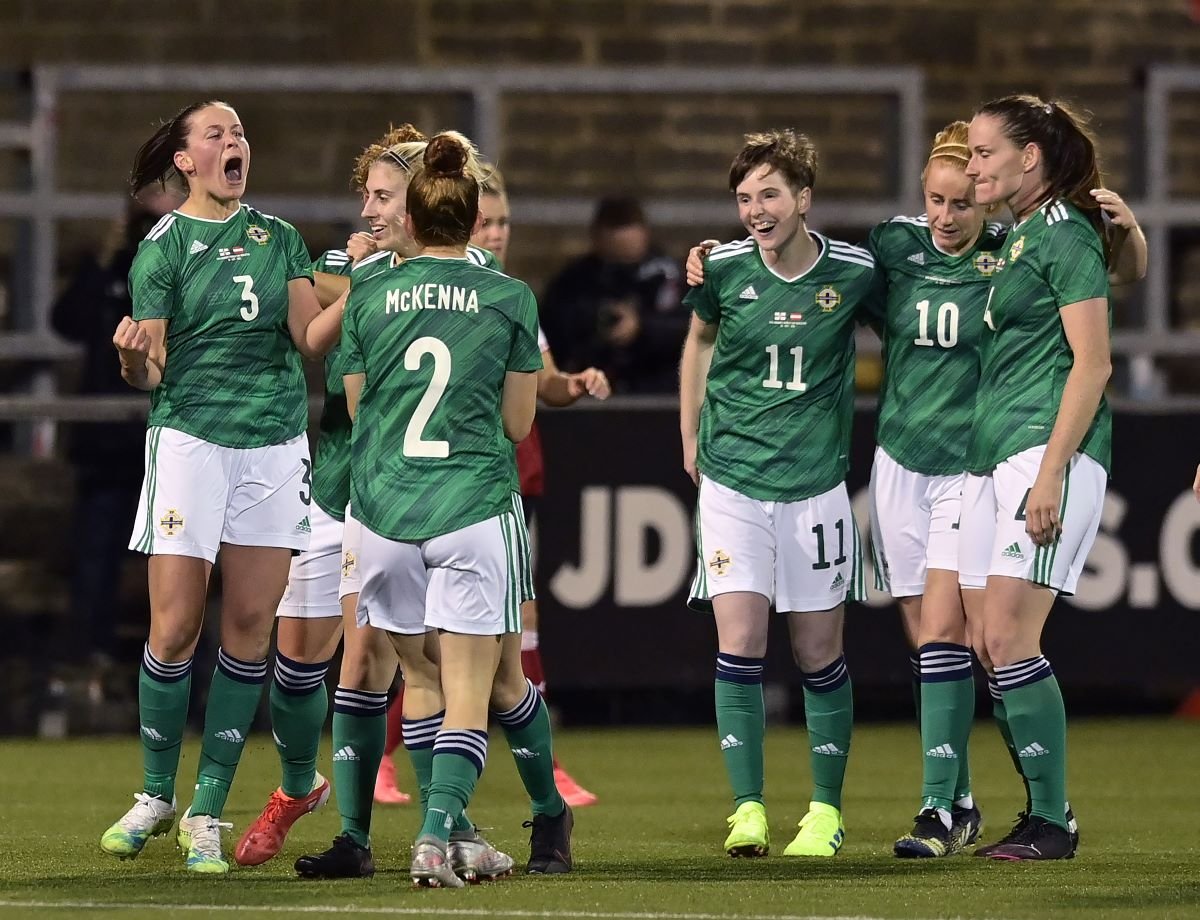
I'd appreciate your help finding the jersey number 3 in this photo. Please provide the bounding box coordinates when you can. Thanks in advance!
[232,275,259,321]
[404,336,452,458]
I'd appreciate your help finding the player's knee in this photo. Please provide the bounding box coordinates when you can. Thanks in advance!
[791,636,842,675]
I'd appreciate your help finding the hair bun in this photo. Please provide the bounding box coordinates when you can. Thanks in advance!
[424,134,467,179]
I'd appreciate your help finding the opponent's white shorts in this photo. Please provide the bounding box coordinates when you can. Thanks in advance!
[357,499,530,637]
[278,502,354,619]
[957,445,1106,597]
[129,426,310,563]
[868,446,964,598]
[689,477,865,613]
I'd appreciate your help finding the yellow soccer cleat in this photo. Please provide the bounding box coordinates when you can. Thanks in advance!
[723,801,770,857]
[782,801,845,857]
[177,808,232,874]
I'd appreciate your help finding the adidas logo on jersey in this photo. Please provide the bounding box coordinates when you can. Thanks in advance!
[214,728,245,744]
[720,734,743,750]
[1001,542,1024,560]
[812,742,847,756]
[510,746,539,759]
[906,251,925,265]
[140,725,167,742]
[1018,742,1050,758]
[739,285,758,300]
[189,240,209,255]
[296,516,311,534]
[830,572,845,592]
[333,745,359,762]
[926,744,957,759]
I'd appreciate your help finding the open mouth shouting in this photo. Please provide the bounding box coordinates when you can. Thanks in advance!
[222,154,245,187]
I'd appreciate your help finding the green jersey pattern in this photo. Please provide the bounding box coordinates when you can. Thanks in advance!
[310,249,354,521]
[684,234,879,501]
[869,216,1007,475]
[343,253,542,541]
[967,199,1112,474]
[129,204,312,448]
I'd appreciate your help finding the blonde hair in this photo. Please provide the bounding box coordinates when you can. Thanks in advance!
[479,160,507,198]
[351,123,428,190]
[922,121,970,180]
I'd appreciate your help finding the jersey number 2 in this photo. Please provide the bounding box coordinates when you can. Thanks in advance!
[232,275,259,321]
[404,337,452,458]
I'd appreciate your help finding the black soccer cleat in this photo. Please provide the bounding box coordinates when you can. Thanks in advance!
[294,834,376,879]
[976,806,1077,858]
[524,803,573,874]
[950,801,984,850]
[979,814,1077,861]
[894,808,953,858]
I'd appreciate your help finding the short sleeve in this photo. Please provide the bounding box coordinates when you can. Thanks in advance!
[340,284,366,376]
[1045,221,1109,308]
[129,241,177,321]
[280,221,314,284]
[683,275,721,324]
[858,224,889,323]
[508,286,545,373]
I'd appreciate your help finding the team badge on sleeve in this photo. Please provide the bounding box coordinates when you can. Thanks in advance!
[246,224,271,245]
[159,509,185,537]
[815,286,841,312]
[708,549,732,577]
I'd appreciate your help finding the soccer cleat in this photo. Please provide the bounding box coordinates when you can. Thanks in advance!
[976,806,1077,858]
[234,772,332,866]
[524,803,574,873]
[177,809,232,874]
[373,756,412,805]
[410,835,465,888]
[294,834,375,879]
[723,801,769,858]
[782,801,845,857]
[893,807,952,858]
[951,801,984,850]
[980,814,1077,861]
[100,793,176,859]
[553,763,598,808]
[448,825,515,882]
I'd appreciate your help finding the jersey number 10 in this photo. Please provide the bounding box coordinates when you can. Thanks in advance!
[914,299,959,348]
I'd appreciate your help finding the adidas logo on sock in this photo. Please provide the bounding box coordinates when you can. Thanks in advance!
[739,285,758,300]
[510,746,539,759]
[907,251,925,265]
[189,240,209,255]
[1001,542,1024,560]
[296,516,312,534]
[141,725,167,742]
[720,734,743,750]
[926,744,957,759]
[812,742,847,756]
[830,572,845,592]
[333,745,359,761]
[1018,742,1049,758]
[214,728,245,744]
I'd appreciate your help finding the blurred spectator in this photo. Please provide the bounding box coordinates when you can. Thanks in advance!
[540,196,686,393]
[51,187,180,671]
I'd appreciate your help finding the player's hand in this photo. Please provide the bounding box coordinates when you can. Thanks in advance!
[682,434,699,486]
[566,367,611,401]
[112,315,150,368]
[1090,188,1138,230]
[1193,463,1200,502]
[346,231,377,265]
[1025,470,1064,547]
[685,240,720,287]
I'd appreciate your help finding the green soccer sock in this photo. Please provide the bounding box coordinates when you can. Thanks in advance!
[402,709,442,815]
[330,687,387,848]
[269,652,331,798]
[917,643,975,811]
[990,675,1032,813]
[138,644,193,801]
[494,679,566,817]
[191,649,267,818]
[996,657,1067,830]
[714,655,765,808]
[420,731,488,844]
[909,651,922,719]
[802,656,853,810]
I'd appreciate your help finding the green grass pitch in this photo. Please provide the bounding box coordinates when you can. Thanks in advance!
[0,718,1197,919]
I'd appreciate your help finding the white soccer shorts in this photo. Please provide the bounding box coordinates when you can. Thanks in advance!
[278,501,346,619]
[868,446,965,598]
[129,426,311,563]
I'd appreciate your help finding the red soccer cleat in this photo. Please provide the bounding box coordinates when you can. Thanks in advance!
[234,773,331,867]
[373,755,412,805]
[554,763,598,808]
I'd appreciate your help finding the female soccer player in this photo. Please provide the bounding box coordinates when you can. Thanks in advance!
[471,165,607,808]
[339,131,549,887]
[681,130,872,859]
[960,95,1117,861]
[100,100,342,874]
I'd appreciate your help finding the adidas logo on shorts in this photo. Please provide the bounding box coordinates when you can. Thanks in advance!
[720,734,743,750]
[214,728,245,744]
[830,572,845,592]
[296,516,312,534]
[926,744,957,759]
[1001,542,1024,560]
[333,745,359,762]
[1018,742,1050,758]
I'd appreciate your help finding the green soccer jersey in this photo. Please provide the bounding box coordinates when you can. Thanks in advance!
[967,199,1112,474]
[343,252,542,541]
[129,204,312,448]
[684,234,879,502]
[869,216,1007,476]
[310,249,354,521]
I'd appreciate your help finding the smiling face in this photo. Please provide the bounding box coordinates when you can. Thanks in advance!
[360,160,418,257]
[174,104,249,202]
[471,191,511,263]
[735,164,810,253]
[966,113,1034,209]
[923,159,985,255]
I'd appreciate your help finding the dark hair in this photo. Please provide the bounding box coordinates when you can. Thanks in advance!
[406,132,480,248]
[976,94,1107,258]
[129,100,231,195]
[591,196,645,232]
[728,129,818,194]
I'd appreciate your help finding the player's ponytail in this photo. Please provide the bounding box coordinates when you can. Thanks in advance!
[406,131,482,248]
[129,100,227,196]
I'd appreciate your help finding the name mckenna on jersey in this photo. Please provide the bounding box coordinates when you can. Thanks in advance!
[384,283,480,314]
